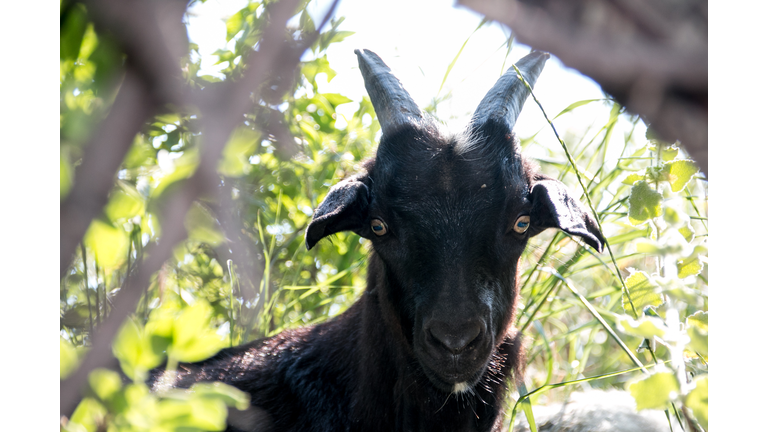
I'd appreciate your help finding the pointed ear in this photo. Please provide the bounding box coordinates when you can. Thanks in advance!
[305,177,371,250]
[529,176,605,253]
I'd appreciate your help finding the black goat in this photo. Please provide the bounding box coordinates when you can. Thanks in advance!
[151,49,605,432]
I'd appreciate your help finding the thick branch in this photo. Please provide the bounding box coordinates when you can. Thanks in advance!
[60,0,328,418]
[60,71,154,278]
[459,0,708,175]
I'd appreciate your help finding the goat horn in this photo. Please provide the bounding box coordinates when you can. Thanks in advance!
[469,51,550,134]
[355,49,423,136]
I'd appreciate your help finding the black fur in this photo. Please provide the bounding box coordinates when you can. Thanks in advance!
[150,52,604,432]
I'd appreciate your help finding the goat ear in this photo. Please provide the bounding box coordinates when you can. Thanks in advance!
[529,177,605,253]
[306,178,371,250]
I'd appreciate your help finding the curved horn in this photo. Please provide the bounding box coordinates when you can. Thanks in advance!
[469,51,550,133]
[355,49,423,136]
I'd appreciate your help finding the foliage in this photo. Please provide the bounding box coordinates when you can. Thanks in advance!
[60,1,707,431]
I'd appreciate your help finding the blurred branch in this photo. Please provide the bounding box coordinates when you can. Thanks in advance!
[60,0,189,278]
[60,71,155,278]
[60,0,340,418]
[458,0,708,175]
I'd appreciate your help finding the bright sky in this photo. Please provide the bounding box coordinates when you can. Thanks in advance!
[186,0,643,162]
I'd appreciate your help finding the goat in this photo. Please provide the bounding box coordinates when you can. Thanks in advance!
[151,49,605,432]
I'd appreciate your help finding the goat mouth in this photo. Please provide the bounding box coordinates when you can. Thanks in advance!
[419,357,490,394]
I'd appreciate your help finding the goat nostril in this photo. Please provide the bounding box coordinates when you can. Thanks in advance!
[427,321,483,355]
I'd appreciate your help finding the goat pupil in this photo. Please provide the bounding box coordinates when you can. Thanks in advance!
[371,219,387,236]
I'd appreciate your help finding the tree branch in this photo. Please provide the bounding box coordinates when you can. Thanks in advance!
[458,0,708,175]
[60,0,342,418]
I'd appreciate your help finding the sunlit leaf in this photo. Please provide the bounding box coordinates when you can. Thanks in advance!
[303,55,337,85]
[83,218,130,269]
[185,202,224,246]
[61,150,73,200]
[686,310,708,331]
[621,173,645,185]
[67,398,107,432]
[219,126,259,177]
[113,319,165,380]
[553,99,603,119]
[151,150,200,198]
[677,245,707,278]
[627,369,679,411]
[678,223,695,242]
[660,145,679,161]
[88,368,123,402]
[105,181,145,222]
[61,338,80,379]
[61,3,88,61]
[192,382,251,411]
[169,302,225,363]
[225,9,244,41]
[627,181,662,225]
[662,160,699,192]
[687,324,708,357]
[685,375,708,430]
[623,270,663,314]
[618,315,667,339]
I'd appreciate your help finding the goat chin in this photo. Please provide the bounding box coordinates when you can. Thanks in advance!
[512,390,684,432]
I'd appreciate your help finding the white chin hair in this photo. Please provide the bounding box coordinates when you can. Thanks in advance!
[452,382,470,394]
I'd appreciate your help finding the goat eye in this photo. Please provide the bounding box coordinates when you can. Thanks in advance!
[512,215,530,234]
[371,219,388,236]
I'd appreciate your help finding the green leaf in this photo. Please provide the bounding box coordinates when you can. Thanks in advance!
[621,173,645,185]
[605,229,648,246]
[88,368,123,402]
[553,99,603,120]
[151,150,200,198]
[662,160,699,192]
[113,319,165,380]
[662,206,682,226]
[60,338,80,379]
[61,150,73,200]
[623,270,663,314]
[437,20,485,97]
[687,324,708,357]
[219,126,260,177]
[660,145,679,161]
[83,218,130,269]
[67,398,107,432]
[678,223,695,242]
[321,93,353,108]
[303,55,337,86]
[105,181,145,222]
[61,3,88,61]
[676,245,707,278]
[192,382,251,411]
[628,369,679,410]
[188,397,228,430]
[618,315,667,339]
[627,181,662,225]
[685,375,708,430]
[686,310,708,331]
[169,302,225,363]
[185,202,224,246]
[328,30,355,45]
[225,10,244,41]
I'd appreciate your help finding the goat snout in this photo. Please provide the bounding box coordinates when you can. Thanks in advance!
[425,319,484,355]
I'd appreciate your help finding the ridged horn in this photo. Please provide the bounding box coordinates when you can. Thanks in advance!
[355,49,423,136]
[469,51,550,134]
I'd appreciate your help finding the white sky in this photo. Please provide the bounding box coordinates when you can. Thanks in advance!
[186,0,643,163]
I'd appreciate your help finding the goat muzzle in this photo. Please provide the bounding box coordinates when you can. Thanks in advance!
[418,317,494,390]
